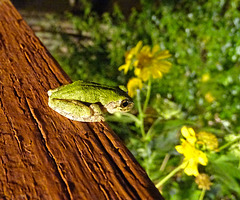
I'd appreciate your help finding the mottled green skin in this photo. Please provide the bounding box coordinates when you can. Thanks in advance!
[49,80,131,105]
[48,80,133,122]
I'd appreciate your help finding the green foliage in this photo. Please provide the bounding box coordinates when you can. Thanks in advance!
[49,0,240,199]
[208,153,240,195]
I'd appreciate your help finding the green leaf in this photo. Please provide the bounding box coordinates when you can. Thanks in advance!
[209,154,240,194]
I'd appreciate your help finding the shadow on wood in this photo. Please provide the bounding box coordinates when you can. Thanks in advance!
[0,0,164,199]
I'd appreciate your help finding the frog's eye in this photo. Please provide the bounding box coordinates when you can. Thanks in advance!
[121,99,129,108]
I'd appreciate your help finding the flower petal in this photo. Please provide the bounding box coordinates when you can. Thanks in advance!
[198,151,208,166]
[181,126,196,145]
[127,77,143,97]
[184,159,199,176]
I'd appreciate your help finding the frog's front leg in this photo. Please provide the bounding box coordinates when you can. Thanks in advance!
[88,103,105,122]
[48,99,105,122]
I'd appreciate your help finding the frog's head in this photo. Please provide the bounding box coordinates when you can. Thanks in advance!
[105,98,134,114]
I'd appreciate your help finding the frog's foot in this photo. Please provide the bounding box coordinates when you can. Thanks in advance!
[87,104,105,122]
[84,115,105,122]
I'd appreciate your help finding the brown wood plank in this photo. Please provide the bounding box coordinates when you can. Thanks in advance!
[0,0,164,199]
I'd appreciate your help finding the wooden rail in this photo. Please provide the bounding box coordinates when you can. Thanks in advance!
[0,0,164,199]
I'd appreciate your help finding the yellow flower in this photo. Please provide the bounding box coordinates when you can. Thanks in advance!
[176,140,208,176]
[195,173,212,190]
[118,41,143,74]
[201,73,210,82]
[175,126,208,176]
[205,92,215,103]
[119,41,172,81]
[180,126,197,145]
[118,60,132,75]
[127,77,143,97]
[134,45,172,81]
[197,131,218,151]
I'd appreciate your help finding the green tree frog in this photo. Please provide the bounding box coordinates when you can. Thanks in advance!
[48,80,134,122]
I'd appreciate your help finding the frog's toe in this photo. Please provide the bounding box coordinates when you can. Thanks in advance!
[86,115,105,122]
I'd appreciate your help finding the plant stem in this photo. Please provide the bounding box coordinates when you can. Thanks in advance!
[159,153,170,172]
[120,112,141,124]
[145,117,161,140]
[199,189,206,200]
[218,135,240,152]
[136,89,146,137]
[155,162,185,189]
[143,78,152,112]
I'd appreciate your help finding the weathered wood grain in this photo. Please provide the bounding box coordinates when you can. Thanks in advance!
[0,0,164,199]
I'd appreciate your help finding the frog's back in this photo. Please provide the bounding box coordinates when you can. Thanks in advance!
[50,80,129,104]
